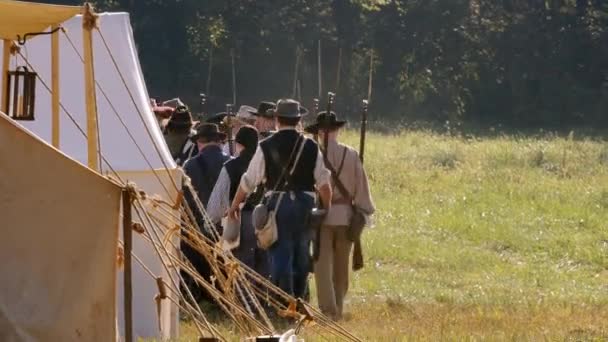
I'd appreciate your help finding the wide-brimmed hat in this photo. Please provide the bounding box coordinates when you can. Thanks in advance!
[192,123,227,141]
[248,101,276,118]
[304,111,347,134]
[162,98,185,109]
[236,105,257,124]
[166,105,197,129]
[268,99,308,118]
[205,112,233,124]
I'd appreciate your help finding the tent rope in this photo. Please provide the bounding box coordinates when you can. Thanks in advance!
[61,29,173,198]
[15,26,362,341]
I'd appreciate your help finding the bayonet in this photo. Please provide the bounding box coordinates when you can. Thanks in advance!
[324,92,335,156]
[312,98,320,141]
[199,93,207,115]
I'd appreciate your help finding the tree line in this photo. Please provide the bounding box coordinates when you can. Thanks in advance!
[33,0,608,128]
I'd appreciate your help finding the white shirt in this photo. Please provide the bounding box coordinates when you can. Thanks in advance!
[239,128,331,194]
[206,167,231,223]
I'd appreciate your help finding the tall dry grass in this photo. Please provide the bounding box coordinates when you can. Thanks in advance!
[178,129,608,341]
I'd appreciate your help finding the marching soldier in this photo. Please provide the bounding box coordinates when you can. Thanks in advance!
[227,99,332,299]
[182,123,230,302]
[207,125,260,267]
[248,101,277,138]
[304,110,375,320]
[163,105,198,166]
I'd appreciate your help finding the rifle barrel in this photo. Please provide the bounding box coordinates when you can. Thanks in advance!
[360,100,368,163]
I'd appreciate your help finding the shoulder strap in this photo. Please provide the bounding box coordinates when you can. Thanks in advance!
[324,147,353,201]
[336,146,348,177]
[271,134,303,191]
[289,137,307,176]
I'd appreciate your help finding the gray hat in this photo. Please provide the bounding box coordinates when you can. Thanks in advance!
[269,99,309,118]
[236,105,257,124]
[162,98,185,109]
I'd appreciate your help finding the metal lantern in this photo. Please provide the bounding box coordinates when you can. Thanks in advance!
[5,66,37,120]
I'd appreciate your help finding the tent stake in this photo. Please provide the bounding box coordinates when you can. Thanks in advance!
[123,189,133,342]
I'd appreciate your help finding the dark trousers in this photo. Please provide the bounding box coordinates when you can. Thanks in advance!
[266,191,314,299]
[232,210,256,268]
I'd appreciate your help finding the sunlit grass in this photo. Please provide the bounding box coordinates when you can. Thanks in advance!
[178,129,608,340]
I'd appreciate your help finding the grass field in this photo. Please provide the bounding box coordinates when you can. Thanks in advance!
[181,129,608,340]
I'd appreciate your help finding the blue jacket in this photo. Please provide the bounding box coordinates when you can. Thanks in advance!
[183,145,229,230]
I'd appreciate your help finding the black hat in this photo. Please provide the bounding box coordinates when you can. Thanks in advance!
[192,123,227,142]
[235,125,259,152]
[205,112,234,124]
[269,99,309,118]
[248,101,276,118]
[304,111,347,134]
[166,105,197,129]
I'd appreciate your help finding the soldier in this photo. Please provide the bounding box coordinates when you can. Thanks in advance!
[248,101,277,138]
[304,111,375,320]
[207,125,260,267]
[163,105,198,166]
[205,111,234,156]
[183,123,230,209]
[182,123,230,302]
[227,99,332,299]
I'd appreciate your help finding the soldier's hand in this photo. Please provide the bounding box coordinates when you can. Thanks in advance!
[226,204,241,220]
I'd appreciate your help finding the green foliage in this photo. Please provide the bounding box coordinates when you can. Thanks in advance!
[32,0,608,126]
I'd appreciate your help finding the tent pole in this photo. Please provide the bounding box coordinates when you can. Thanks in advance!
[122,189,133,342]
[82,3,99,171]
[1,40,10,113]
[51,26,60,148]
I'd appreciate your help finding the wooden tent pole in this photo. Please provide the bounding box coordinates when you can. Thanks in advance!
[1,40,10,113]
[83,3,99,171]
[122,189,133,342]
[51,26,60,148]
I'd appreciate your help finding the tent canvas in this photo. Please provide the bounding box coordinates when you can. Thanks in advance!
[0,110,121,341]
[0,0,81,41]
[0,12,181,339]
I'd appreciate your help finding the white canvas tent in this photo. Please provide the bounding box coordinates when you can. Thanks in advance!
[0,4,181,340]
[0,110,121,342]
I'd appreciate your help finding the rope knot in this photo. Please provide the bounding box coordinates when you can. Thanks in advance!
[9,42,20,56]
[82,3,99,31]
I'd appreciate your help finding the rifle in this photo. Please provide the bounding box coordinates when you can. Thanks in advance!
[359,99,368,163]
[225,104,235,156]
[312,98,320,141]
[323,92,335,155]
[199,93,207,115]
[313,92,334,263]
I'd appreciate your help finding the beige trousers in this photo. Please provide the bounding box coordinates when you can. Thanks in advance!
[314,225,352,320]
